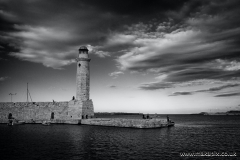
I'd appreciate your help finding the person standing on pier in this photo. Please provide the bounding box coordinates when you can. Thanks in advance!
[167,115,170,122]
[8,113,13,125]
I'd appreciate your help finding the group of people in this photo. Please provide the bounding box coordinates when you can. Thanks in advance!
[142,114,151,119]
[142,114,171,122]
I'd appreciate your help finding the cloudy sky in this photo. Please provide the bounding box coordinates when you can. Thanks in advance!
[1,0,240,113]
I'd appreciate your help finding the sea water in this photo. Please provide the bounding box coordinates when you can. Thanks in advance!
[1,115,240,159]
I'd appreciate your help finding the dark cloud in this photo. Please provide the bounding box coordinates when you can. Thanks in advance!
[169,91,192,96]
[193,83,240,93]
[165,69,240,83]
[139,82,174,90]
[205,84,240,92]
[108,85,117,88]
[167,83,240,96]
[215,92,240,97]
[82,0,190,17]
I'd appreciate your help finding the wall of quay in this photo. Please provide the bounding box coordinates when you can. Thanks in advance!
[0,100,94,124]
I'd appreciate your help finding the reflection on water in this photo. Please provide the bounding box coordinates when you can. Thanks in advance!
[1,115,240,159]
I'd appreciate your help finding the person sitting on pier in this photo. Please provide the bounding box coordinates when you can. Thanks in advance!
[142,114,146,119]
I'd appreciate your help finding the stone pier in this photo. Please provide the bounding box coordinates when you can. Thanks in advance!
[81,118,174,128]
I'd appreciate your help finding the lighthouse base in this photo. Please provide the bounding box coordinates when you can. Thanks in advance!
[68,99,94,119]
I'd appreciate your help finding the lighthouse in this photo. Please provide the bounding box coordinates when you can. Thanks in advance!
[74,46,94,119]
[76,46,91,101]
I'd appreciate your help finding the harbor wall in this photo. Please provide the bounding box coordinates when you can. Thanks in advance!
[0,100,94,124]
[81,118,169,128]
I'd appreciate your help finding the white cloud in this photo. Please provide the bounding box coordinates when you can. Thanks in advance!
[86,44,110,58]
[116,29,214,71]
[106,34,136,46]
[109,71,124,79]
[94,51,110,58]
[154,74,168,81]
[214,59,240,71]
[7,25,81,69]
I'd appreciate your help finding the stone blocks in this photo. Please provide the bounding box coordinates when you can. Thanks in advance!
[0,100,94,124]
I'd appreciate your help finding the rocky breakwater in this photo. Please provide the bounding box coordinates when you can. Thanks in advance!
[81,118,174,128]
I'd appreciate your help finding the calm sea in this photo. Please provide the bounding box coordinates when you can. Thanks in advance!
[1,115,240,160]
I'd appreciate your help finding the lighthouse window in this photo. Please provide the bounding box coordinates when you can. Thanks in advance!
[78,63,81,67]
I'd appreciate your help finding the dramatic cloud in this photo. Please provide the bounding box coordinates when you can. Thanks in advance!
[109,71,124,79]
[0,0,192,69]
[115,0,240,85]
[1,0,240,88]
[0,0,124,68]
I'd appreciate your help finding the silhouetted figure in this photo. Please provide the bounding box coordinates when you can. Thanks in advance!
[147,114,149,119]
[53,99,55,103]
[72,96,75,100]
[8,113,12,119]
[8,113,13,125]
[167,115,170,122]
[143,114,145,119]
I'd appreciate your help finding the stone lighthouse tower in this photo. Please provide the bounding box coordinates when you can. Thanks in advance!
[76,46,90,101]
[73,46,94,119]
